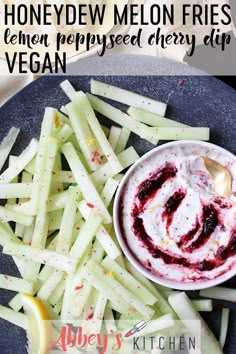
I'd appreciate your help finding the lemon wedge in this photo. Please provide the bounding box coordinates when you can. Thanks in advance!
[21,294,52,354]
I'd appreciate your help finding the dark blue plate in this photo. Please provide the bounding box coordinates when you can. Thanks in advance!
[0,55,236,353]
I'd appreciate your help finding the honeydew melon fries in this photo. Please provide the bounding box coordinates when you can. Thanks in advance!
[0,127,20,172]
[0,79,226,354]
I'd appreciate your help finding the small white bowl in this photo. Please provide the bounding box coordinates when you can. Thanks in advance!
[113,140,236,290]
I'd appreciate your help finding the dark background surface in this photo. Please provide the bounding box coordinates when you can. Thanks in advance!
[218,76,236,90]
[0,57,236,353]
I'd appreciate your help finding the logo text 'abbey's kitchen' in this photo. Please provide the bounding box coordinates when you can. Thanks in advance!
[47,324,197,353]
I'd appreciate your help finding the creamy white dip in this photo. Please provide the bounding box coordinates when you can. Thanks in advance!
[120,142,236,283]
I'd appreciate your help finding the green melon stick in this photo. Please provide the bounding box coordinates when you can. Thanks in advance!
[0,183,32,199]
[0,206,33,226]
[81,283,97,317]
[0,223,27,277]
[38,210,102,300]
[38,233,63,283]
[53,110,71,133]
[107,229,126,269]
[146,126,210,141]
[219,308,230,348]
[91,146,139,185]
[87,93,158,145]
[76,238,112,321]
[0,305,27,329]
[63,246,94,320]
[6,191,70,216]
[24,139,58,282]
[81,265,136,316]
[100,124,110,138]
[68,132,83,153]
[0,127,20,172]
[7,159,23,250]
[60,246,94,321]
[124,259,177,318]
[55,186,79,254]
[36,186,79,302]
[60,105,68,115]
[108,126,122,150]
[54,124,73,144]
[37,269,66,303]
[91,79,167,116]
[0,222,21,247]
[0,274,35,294]
[200,286,236,302]
[104,306,117,335]
[49,146,139,185]
[86,259,154,319]
[51,171,76,184]
[125,259,165,295]
[50,151,63,196]
[168,292,223,354]
[48,209,63,231]
[62,277,91,321]
[69,211,102,259]
[81,287,99,336]
[8,233,61,312]
[53,296,63,316]
[47,190,69,212]
[58,82,105,163]
[88,292,107,334]
[22,221,35,247]
[15,171,33,238]
[66,98,102,172]
[159,290,176,299]
[7,155,18,206]
[191,299,213,312]
[70,93,123,174]
[11,256,27,279]
[101,256,157,305]
[3,241,78,274]
[128,106,188,127]
[60,79,77,101]
[114,127,131,154]
[62,142,111,224]
[91,238,105,263]
[24,157,36,175]
[100,178,119,208]
[160,292,213,312]
[48,275,67,307]
[37,211,102,302]
[29,108,56,215]
[78,200,121,260]
[47,221,86,307]
[47,150,64,236]
[0,138,38,184]
[53,297,63,315]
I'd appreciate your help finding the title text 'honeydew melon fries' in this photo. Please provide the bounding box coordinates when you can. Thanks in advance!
[0,79,227,354]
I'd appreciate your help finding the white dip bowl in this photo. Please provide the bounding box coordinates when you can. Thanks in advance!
[114,141,236,290]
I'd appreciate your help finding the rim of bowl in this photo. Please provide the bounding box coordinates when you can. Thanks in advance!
[113,140,236,290]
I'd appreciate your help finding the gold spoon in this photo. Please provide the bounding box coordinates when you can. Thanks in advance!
[202,157,236,202]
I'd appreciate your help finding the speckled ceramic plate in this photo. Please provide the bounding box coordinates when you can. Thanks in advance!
[0,55,236,353]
